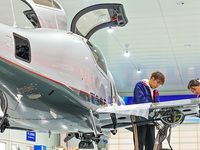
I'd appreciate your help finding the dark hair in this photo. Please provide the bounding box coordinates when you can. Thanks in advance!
[150,71,165,85]
[187,78,200,89]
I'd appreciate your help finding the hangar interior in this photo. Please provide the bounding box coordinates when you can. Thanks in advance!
[0,0,200,150]
[0,124,199,150]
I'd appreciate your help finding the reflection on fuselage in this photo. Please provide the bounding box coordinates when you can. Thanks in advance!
[73,88,107,106]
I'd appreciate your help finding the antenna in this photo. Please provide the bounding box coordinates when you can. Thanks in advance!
[10,0,17,27]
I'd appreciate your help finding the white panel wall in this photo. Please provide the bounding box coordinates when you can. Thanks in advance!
[107,123,200,150]
[108,128,134,150]
[0,129,60,150]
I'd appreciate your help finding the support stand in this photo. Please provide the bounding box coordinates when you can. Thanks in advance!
[153,122,172,150]
[130,115,139,150]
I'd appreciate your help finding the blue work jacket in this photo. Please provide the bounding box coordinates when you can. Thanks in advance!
[133,81,159,104]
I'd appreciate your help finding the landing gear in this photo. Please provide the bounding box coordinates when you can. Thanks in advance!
[64,132,108,150]
[0,118,9,133]
[111,129,117,135]
[64,132,95,149]
[78,133,94,149]
[79,141,94,149]
[152,122,169,150]
[0,89,8,133]
[160,109,185,126]
[152,108,184,150]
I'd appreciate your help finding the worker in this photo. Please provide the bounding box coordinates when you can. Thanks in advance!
[187,78,200,97]
[132,71,165,150]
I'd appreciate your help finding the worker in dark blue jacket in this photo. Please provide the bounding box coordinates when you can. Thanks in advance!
[133,80,160,104]
[132,71,165,150]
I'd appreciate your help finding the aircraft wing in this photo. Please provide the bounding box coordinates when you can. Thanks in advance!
[95,98,200,130]
[96,103,151,119]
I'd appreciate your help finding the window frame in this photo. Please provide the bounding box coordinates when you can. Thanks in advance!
[87,41,107,75]
[14,33,31,63]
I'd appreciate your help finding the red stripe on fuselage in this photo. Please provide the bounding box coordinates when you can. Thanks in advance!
[0,56,106,104]
[0,56,66,86]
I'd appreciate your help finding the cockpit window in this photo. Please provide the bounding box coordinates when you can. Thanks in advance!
[75,9,110,37]
[87,41,107,74]
[32,0,61,9]
[71,3,128,39]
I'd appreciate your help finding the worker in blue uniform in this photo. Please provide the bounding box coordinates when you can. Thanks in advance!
[132,71,165,150]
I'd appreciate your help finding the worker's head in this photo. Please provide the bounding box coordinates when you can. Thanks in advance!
[149,71,165,89]
[188,79,200,95]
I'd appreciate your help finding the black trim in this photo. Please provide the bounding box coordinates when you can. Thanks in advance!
[23,10,41,28]
[86,21,116,39]
[21,0,41,28]
[13,33,31,63]
[71,3,128,39]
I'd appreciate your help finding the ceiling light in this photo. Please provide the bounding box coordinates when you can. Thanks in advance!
[176,1,184,5]
[184,44,191,47]
[124,50,130,57]
[124,44,130,57]
[108,27,113,33]
[137,68,141,74]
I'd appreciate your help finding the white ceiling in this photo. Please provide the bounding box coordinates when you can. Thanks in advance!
[0,0,200,97]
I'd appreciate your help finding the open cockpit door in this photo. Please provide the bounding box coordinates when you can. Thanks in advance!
[22,0,67,30]
[71,3,128,39]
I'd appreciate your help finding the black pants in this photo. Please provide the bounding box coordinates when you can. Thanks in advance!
[133,124,155,150]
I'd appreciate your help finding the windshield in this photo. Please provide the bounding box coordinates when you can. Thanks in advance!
[71,3,128,39]
[87,41,107,74]
[75,9,110,37]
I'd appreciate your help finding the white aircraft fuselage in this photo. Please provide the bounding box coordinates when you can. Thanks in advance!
[0,3,130,149]
[2,24,111,101]
[0,22,117,132]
